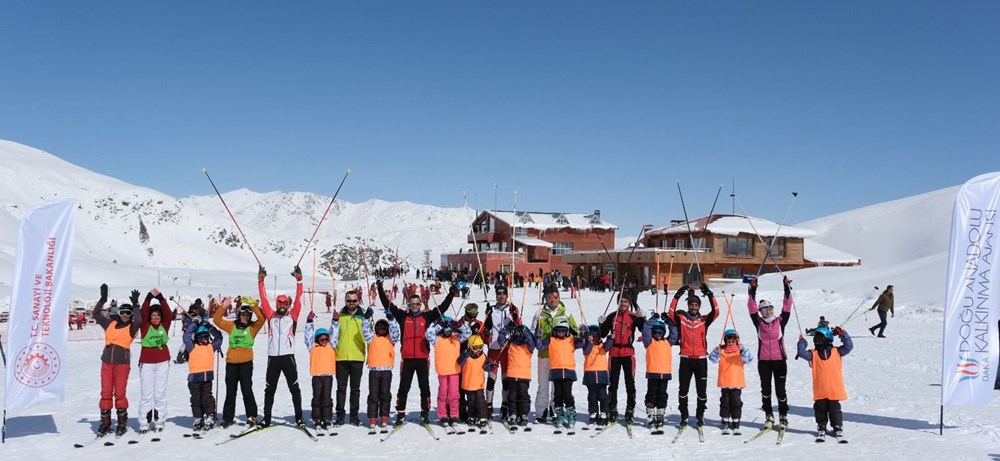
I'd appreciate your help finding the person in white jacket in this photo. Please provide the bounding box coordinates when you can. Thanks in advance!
[258,265,305,428]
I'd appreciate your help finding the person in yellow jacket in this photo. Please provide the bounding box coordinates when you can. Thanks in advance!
[305,312,340,433]
[364,315,400,433]
[708,329,753,435]
[458,335,495,432]
[212,296,266,428]
[182,321,223,431]
[796,323,853,441]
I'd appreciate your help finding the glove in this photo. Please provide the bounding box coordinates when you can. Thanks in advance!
[597,314,606,325]
[649,312,660,320]
[306,311,316,323]
[673,285,689,300]
[750,278,758,288]
[258,265,267,282]
[580,328,591,339]
[332,310,340,322]
[484,362,497,373]
[364,307,374,320]
[700,283,713,297]
[449,285,458,297]
[130,289,140,306]
[292,265,303,281]
[783,276,792,298]
[192,316,202,325]
[834,326,845,336]
[100,283,109,301]
[376,279,384,288]
[385,309,394,321]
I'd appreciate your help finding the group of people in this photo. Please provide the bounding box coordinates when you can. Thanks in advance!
[90,266,856,441]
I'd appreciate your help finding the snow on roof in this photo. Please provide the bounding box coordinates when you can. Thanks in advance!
[647,214,817,239]
[514,236,553,248]
[804,240,862,265]
[487,210,617,230]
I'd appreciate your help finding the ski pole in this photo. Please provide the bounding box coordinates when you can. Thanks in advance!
[841,286,880,327]
[360,246,372,307]
[599,224,649,317]
[754,192,798,277]
[675,181,704,278]
[662,255,675,315]
[202,168,262,266]
[296,169,351,267]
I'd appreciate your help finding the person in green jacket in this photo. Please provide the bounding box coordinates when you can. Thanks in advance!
[868,285,894,338]
[334,290,374,426]
[530,284,578,424]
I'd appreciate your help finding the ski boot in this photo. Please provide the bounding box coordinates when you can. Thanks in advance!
[764,413,775,429]
[420,413,430,426]
[193,417,205,432]
[334,414,345,428]
[779,414,788,430]
[731,418,742,435]
[564,407,575,430]
[295,417,306,428]
[115,409,129,436]
[97,410,113,436]
[350,414,362,427]
[587,413,598,430]
[204,415,216,430]
[394,412,406,427]
[721,418,731,435]
[624,410,634,426]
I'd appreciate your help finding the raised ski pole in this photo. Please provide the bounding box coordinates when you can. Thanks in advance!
[734,194,804,335]
[202,168,262,266]
[297,169,351,267]
[840,286,880,327]
[462,192,490,313]
[755,193,799,277]
[676,181,704,279]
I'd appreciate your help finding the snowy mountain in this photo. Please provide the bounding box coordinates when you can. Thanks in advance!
[0,139,474,299]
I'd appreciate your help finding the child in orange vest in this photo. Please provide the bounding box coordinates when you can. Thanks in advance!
[426,316,472,433]
[182,321,223,431]
[796,323,853,441]
[581,324,613,430]
[641,313,679,433]
[497,322,537,430]
[305,313,340,433]
[708,329,753,435]
[539,319,586,433]
[364,314,400,433]
[458,334,495,432]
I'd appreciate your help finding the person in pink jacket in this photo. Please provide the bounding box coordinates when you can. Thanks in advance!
[747,276,794,430]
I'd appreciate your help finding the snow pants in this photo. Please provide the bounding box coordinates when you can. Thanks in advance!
[188,381,216,419]
[587,384,609,417]
[336,360,363,418]
[757,360,788,417]
[677,357,708,420]
[263,355,303,422]
[311,375,334,423]
[367,370,393,419]
[100,362,130,410]
[139,361,169,422]
[814,398,844,429]
[719,388,743,420]
[396,358,431,418]
[609,356,637,414]
[645,377,669,409]
[223,361,258,423]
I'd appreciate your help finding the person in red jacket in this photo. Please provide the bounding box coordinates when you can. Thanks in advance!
[93,284,141,437]
[598,296,645,424]
[138,288,174,433]
[377,279,455,426]
[667,283,719,429]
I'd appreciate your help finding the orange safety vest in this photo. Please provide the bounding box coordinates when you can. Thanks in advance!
[716,347,746,388]
[507,344,533,380]
[188,344,214,374]
[434,337,462,376]
[367,336,396,369]
[310,344,337,376]
[105,323,135,348]
[548,336,577,371]
[584,343,609,372]
[461,354,487,391]
[646,340,673,375]
[811,349,848,400]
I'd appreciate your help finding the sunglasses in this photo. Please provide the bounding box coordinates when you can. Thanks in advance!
[407,302,422,307]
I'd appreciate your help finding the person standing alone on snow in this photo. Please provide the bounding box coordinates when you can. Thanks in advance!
[93,285,141,437]
[258,265,306,427]
[868,285,894,338]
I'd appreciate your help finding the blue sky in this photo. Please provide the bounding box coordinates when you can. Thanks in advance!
[1,1,997,234]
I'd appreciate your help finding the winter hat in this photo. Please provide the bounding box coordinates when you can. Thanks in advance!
[686,293,702,305]
[758,300,774,310]
[148,303,163,316]
[724,329,739,340]
[275,294,291,304]
[117,304,133,317]
[495,285,508,295]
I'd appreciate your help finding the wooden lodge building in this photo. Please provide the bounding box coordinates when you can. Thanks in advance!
[562,214,861,288]
[440,210,617,276]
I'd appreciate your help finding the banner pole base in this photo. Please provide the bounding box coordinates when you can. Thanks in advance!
[939,405,943,436]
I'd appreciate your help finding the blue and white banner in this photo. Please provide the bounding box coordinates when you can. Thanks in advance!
[941,173,1000,406]
[4,199,75,410]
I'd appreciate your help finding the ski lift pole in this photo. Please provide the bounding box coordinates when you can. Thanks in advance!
[296,169,351,267]
[202,168,262,266]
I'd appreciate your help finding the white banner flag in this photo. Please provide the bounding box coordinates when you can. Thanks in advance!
[4,199,75,410]
[941,172,1000,406]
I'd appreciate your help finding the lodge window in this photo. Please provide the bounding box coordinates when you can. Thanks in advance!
[552,242,573,255]
[723,237,755,257]
[766,238,787,258]
[723,267,743,279]
[515,228,528,237]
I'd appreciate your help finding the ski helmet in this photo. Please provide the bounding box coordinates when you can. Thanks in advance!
[758,300,774,310]
[468,334,485,349]
[553,318,571,338]
[588,324,601,337]
[276,294,291,305]
[814,326,834,343]
[117,304,133,318]
[650,320,667,339]
[314,328,330,342]
[375,319,390,336]
[724,329,739,342]
[195,324,211,342]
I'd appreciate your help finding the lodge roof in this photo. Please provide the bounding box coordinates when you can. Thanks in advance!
[646,214,818,239]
